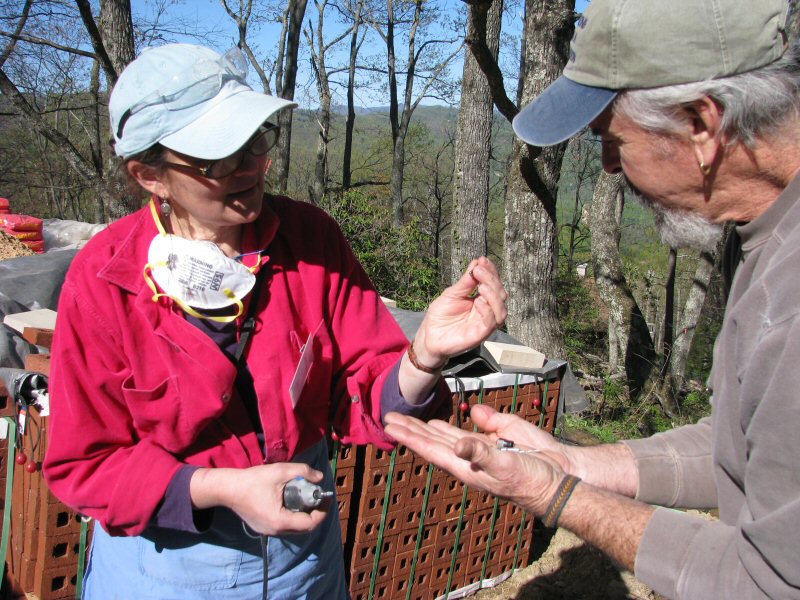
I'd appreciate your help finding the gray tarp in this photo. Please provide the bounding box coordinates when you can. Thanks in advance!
[0,249,77,369]
[389,306,588,414]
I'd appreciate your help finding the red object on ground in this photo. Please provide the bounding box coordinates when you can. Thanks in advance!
[1,213,42,232]
[22,239,45,253]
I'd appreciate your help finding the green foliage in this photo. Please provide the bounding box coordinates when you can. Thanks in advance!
[555,266,605,373]
[323,190,440,311]
[567,381,712,442]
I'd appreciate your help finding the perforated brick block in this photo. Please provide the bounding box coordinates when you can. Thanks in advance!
[38,503,83,538]
[353,509,406,546]
[430,472,466,500]
[33,565,81,600]
[332,442,357,469]
[406,459,433,491]
[33,531,82,584]
[393,546,433,582]
[394,524,434,555]
[424,493,473,525]
[357,484,408,519]
[428,556,469,599]
[350,579,393,600]
[390,569,430,600]
[464,545,501,579]
[363,444,413,470]
[469,506,499,534]
[430,522,468,569]
[468,521,502,554]
[365,461,413,491]
[350,535,396,580]
[349,550,393,593]
[333,465,355,496]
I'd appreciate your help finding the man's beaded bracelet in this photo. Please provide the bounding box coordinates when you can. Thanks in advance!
[541,474,581,528]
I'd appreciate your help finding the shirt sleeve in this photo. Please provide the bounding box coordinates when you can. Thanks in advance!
[623,418,716,508]
[150,465,212,533]
[379,358,453,424]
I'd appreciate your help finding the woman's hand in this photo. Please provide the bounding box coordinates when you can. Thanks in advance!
[411,256,508,370]
[190,463,329,536]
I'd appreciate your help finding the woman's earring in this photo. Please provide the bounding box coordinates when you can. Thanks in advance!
[160,199,172,217]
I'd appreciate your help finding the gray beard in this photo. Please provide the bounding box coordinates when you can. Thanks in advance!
[626,184,723,252]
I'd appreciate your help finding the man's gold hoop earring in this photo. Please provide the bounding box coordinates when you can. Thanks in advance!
[699,160,712,176]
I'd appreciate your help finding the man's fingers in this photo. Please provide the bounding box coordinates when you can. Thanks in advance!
[453,436,491,464]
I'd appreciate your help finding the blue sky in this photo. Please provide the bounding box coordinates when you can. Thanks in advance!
[131,0,591,109]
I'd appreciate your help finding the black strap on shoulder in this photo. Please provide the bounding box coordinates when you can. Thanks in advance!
[234,266,268,365]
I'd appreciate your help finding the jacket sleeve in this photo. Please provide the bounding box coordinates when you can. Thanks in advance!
[42,276,183,536]
[632,316,800,600]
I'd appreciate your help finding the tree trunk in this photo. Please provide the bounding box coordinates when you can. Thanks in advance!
[274,0,309,194]
[305,1,339,205]
[98,0,134,75]
[501,0,575,359]
[590,171,656,394]
[99,0,137,218]
[342,0,364,191]
[661,248,677,367]
[450,0,502,283]
[666,249,717,393]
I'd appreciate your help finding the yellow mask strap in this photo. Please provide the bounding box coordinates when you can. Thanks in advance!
[143,264,244,323]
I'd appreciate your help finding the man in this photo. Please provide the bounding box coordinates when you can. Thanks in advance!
[385,0,800,598]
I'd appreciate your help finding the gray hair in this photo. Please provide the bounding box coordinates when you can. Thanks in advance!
[613,44,800,148]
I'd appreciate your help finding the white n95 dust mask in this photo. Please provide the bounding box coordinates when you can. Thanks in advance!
[143,199,259,322]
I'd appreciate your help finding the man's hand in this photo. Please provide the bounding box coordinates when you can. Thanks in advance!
[384,412,565,515]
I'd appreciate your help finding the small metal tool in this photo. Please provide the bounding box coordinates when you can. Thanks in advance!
[496,438,541,455]
[283,477,334,512]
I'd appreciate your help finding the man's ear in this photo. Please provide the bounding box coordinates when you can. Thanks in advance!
[686,96,724,174]
[127,160,168,197]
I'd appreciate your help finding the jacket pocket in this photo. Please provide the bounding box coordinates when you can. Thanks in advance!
[121,374,183,441]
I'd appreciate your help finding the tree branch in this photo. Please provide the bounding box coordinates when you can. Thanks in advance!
[463,0,517,122]
[74,0,118,86]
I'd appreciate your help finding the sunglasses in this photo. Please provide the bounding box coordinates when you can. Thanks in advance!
[162,123,280,179]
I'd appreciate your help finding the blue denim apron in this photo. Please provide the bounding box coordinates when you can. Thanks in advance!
[82,439,348,599]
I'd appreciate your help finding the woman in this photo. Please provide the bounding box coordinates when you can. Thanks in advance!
[42,43,507,599]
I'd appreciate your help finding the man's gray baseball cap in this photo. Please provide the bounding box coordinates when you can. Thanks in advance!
[512,0,789,147]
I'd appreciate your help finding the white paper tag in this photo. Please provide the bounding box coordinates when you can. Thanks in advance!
[289,332,315,408]
[0,419,8,440]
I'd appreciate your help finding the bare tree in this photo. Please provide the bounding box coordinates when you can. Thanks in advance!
[365,0,463,226]
[589,172,656,394]
[0,0,137,220]
[220,0,308,193]
[664,247,718,398]
[304,0,352,204]
[466,0,575,358]
[449,0,502,284]
[341,0,366,190]
[560,132,600,274]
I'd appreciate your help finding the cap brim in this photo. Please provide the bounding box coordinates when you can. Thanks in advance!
[512,76,617,147]
[160,90,298,160]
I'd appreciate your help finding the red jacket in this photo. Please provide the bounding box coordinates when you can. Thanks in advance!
[43,196,407,535]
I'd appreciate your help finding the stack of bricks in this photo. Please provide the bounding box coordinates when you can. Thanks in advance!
[336,372,561,600]
[2,326,91,600]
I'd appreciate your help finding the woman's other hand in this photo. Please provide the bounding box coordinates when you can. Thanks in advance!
[190,463,330,536]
